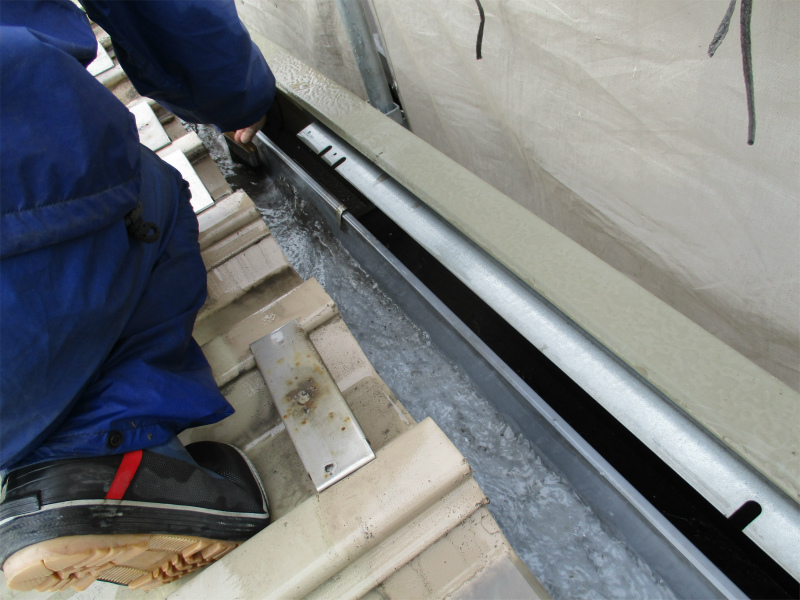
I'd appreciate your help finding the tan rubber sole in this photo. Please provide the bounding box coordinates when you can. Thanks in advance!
[3,534,239,592]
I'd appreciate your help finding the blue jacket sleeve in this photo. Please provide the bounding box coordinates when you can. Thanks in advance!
[81,0,275,132]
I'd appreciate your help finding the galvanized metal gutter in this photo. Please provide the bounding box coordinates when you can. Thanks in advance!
[273,122,799,581]
[254,131,748,599]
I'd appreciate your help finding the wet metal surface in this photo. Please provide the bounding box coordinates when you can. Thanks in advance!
[252,320,375,491]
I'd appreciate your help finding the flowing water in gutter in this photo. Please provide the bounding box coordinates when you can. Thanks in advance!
[194,125,676,600]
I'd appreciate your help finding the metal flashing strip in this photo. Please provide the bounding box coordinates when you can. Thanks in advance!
[251,320,375,492]
[253,131,747,599]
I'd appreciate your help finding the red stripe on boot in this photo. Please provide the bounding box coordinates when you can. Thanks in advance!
[105,450,143,500]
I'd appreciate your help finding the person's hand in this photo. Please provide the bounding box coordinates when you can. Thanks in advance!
[234,114,267,145]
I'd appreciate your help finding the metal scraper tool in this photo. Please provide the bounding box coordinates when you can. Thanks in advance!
[223,132,262,169]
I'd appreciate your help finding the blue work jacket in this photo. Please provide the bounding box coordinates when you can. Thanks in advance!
[1,0,274,259]
[0,0,276,469]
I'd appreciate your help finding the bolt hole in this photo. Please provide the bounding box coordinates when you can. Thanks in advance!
[728,500,762,531]
[324,462,335,474]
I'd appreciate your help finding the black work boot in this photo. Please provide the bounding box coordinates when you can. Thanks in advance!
[0,441,269,592]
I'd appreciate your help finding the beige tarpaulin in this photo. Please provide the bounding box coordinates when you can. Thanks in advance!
[238,0,799,391]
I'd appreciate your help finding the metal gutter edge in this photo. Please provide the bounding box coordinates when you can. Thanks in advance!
[245,32,800,508]
[253,131,747,599]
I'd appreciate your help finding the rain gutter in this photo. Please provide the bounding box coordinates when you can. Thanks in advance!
[244,34,800,581]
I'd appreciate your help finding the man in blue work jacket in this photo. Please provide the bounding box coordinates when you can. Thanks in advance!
[1,1,276,591]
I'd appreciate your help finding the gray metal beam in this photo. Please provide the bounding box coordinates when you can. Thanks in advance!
[334,0,404,126]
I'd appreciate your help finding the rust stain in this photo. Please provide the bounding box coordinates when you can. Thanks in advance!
[283,377,320,419]
[329,412,335,419]
[341,427,346,431]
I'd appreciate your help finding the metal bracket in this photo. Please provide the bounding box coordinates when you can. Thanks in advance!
[382,103,406,127]
[250,320,375,491]
[335,204,348,229]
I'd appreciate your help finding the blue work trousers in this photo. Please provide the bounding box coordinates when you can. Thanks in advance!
[0,149,232,470]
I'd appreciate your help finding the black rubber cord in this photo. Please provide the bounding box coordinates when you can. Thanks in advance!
[475,0,485,60]
[740,0,755,145]
[707,0,756,145]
